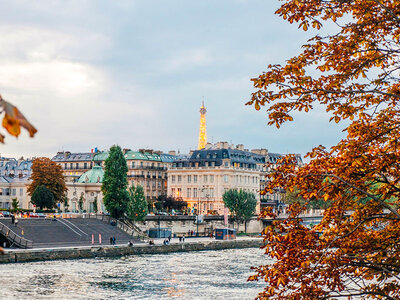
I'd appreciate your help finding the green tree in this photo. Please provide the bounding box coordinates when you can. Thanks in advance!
[63,195,69,212]
[31,185,55,210]
[93,196,98,213]
[127,185,148,221]
[11,198,19,211]
[78,194,84,212]
[101,145,130,219]
[282,188,331,210]
[223,189,257,231]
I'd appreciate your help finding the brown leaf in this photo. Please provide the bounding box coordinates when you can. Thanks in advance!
[0,95,37,138]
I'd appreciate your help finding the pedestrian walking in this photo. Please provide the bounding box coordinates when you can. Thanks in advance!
[110,237,113,245]
[112,236,116,245]
[182,235,185,243]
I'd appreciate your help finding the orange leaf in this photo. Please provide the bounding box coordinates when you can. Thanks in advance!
[0,96,37,138]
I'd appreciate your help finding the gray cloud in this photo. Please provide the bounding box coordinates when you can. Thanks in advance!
[0,0,343,159]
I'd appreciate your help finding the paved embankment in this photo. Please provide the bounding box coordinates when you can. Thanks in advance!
[0,237,264,264]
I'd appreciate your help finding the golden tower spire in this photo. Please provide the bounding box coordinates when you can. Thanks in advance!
[198,100,207,149]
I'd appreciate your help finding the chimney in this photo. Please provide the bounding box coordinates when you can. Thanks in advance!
[236,144,244,151]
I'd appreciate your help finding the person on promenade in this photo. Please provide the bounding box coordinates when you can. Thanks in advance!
[112,236,116,245]
[182,235,185,242]
[168,235,171,243]
[110,237,113,245]
[128,241,133,247]
[11,215,15,224]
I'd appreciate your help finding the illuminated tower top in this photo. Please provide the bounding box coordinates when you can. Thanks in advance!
[198,101,207,149]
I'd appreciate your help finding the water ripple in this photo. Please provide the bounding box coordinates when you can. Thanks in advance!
[1,248,268,300]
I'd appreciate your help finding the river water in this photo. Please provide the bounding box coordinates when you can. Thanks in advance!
[1,248,268,300]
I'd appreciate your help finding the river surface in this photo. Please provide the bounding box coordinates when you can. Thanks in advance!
[1,248,268,300]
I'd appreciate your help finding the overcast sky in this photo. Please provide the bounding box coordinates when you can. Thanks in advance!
[0,0,346,159]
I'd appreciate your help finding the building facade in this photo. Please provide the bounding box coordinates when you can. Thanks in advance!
[0,158,33,210]
[92,149,176,206]
[167,142,303,215]
[52,151,96,182]
[167,142,266,215]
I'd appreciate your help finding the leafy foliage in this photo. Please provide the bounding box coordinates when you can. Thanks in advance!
[93,196,98,213]
[223,189,257,224]
[248,1,400,299]
[31,185,55,210]
[155,194,187,212]
[63,195,69,212]
[101,145,130,219]
[127,185,148,221]
[0,95,37,143]
[78,194,84,212]
[282,188,331,210]
[28,157,67,204]
[11,198,19,211]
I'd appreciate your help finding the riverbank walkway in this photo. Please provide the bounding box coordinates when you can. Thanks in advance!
[0,236,264,264]
[0,217,138,248]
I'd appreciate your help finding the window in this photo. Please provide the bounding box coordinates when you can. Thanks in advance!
[12,189,16,196]
[177,188,181,197]
[210,188,214,198]
[132,162,135,168]
[193,188,198,198]
[171,188,175,195]
[178,175,182,183]
[210,175,214,183]
[224,175,229,183]
[19,188,23,196]
[64,163,67,169]
[172,175,176,183]
[194,175,198,183]
[224,161,229,167]
[187,175,191,183]
[84,162,87,169]
[76,163,79,169]
[204,175,208,183]
[187,188,191,198]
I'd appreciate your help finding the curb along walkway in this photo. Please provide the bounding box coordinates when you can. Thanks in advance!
[0,237,264,264]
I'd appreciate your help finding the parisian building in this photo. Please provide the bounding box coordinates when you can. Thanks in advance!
[52,148,178,210]
[167,142,303,215]
[0,157,33,210]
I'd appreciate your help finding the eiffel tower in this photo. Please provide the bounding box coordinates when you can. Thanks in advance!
[198,101,207,149]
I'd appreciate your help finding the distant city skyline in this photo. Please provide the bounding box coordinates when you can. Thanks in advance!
[0,1,346,159]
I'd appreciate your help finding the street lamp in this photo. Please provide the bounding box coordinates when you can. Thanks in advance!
[196,186,206,237]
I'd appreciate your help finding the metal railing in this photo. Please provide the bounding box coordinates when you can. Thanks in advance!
[88,214,148,241]
[0,222,32,249]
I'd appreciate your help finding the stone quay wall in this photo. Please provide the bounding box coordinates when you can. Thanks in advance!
[137,216,263,235]
[0,238,264,264]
